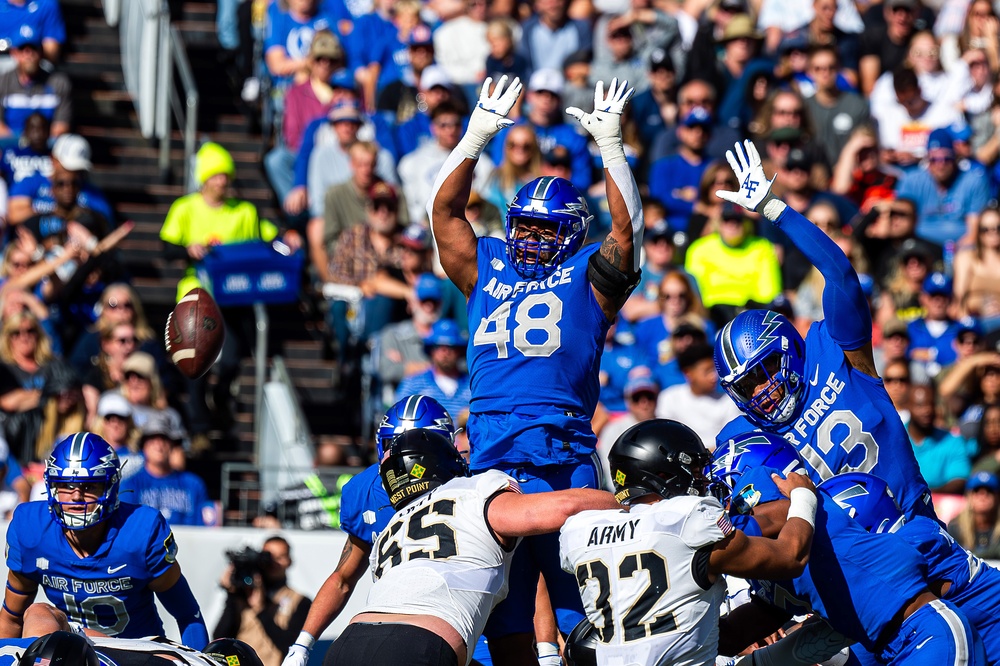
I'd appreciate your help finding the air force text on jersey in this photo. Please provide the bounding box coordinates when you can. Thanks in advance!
[41,574,135,595]
[782,370,846,446]
[480,263,579,301]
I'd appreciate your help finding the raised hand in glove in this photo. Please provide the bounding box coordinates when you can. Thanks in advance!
[715,140,784,221]
[457,75,523,159]
[566,78,635,167]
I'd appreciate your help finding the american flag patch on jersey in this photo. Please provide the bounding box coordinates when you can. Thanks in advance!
[717,513,734,536]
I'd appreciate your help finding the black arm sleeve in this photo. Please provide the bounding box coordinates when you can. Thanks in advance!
[257,596,312,654]
[211,594,243,640]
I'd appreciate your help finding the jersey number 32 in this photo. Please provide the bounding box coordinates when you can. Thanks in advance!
[575,551,677,643]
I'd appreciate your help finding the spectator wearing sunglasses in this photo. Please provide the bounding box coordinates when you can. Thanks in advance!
[7,134,114,227]
[897,128,991,249]
[0,311,69,462]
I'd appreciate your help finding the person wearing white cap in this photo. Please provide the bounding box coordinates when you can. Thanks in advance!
[6,133,116,227]
[94,391,143,481]
[394,64,467,158]
[488,69,593,191]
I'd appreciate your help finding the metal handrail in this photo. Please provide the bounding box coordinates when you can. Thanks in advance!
[160,25,199,186]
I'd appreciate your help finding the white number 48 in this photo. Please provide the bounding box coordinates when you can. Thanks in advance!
[473,292,564,359]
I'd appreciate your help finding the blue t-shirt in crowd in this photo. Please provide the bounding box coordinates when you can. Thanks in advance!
[9,175,114,224]
[908,428,974,490]
[897,163,993,247]
[120,469,212,526]
[0,0,65,49]
[0,144,49,188]
[647,153,709,232]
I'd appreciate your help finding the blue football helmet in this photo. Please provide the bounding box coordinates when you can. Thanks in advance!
[710,431,805,510]
[377,395,456,459]
[505,176,592,280]
[715,310,807,428]
[44,432,121,530]
[818,472,906,534]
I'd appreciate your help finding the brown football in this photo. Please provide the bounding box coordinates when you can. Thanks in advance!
[165,288,225,379]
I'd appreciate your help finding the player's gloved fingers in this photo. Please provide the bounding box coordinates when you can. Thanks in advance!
[736,141,750,173]
[595,79,606,105]
[479,77,494,103]
[620,85,635,105]
[492,74,507,94]
[497,118,514,129]
[499,78,522,107]
[716,190,741,204]
[566,107,586,121]
[746,138,762,166]
[725,148,741,177]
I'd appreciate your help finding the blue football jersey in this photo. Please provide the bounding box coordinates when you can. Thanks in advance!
[338,464,393,546]
[6,502,176,638]
[897,516,1000,661]
[734,467,928,652]
[466,237,609,469]
[717,320,932,520]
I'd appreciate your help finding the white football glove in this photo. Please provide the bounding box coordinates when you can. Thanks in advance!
[281,643,311,666]
[715,140,785,221]
[457,75,523,160]
[566,78,635,167]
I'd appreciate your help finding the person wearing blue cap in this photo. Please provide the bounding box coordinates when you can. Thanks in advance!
[648,107,714,232]
[907,271,966,379]
[897,126,991,248]
[394,319,471,419]
[948,471,1000,559]
[0,26,70,140]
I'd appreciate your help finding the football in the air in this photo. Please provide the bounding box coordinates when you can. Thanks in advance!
[165,288,225,379]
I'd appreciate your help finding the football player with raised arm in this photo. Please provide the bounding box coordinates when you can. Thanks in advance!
[710,432,985,666]
[325,428,619,666]
[559,419,817,666]
[711,140,934,522]
[281,395,464,666]
[0,433,208,649]
[427,74,645,663]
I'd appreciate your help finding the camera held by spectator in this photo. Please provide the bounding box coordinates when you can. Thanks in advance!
[214,537,312,666]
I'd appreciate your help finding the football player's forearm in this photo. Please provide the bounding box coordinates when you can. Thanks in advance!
[604,163,643,273]
[301,572,353,638]
[773,206,870,349]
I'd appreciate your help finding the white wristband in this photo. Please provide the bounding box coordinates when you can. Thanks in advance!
[537,642,559,658]
[761,197,787,222]
[31,247,44,262]
[786,487,817,528]
[293,630,316,650]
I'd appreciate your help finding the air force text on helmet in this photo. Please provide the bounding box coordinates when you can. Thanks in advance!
[783,371,847,444]
[481,264,577,300]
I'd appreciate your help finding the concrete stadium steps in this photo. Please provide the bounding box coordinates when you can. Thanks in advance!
[57,0,347,472]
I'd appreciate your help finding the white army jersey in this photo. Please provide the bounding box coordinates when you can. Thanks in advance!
[560,495,733,666]
[366,470,520,656]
